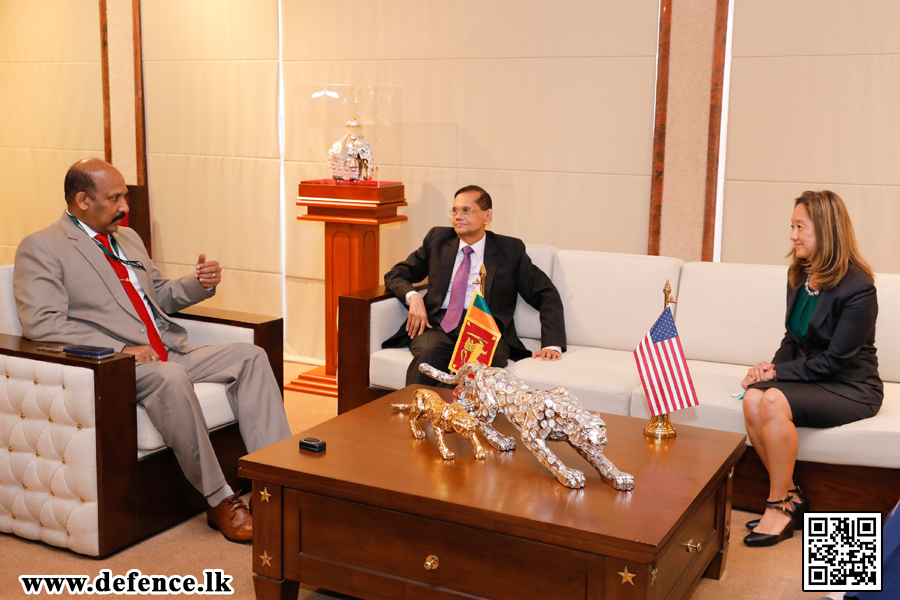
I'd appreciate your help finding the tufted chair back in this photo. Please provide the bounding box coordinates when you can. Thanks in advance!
[0,264,21,335]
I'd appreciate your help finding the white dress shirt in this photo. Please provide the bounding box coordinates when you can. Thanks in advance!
[68,213,163,338]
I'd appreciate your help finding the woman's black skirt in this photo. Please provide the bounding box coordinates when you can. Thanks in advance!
[749,381,879,428]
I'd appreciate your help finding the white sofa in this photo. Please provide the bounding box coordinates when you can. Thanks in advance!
[0,263,283,556]
[338,248,900,515]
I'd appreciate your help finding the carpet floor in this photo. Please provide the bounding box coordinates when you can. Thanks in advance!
[0,363,829,600]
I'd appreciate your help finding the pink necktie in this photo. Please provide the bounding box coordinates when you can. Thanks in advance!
[441,246,474,333]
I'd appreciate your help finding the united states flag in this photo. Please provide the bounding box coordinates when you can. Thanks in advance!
[633,307,699,417]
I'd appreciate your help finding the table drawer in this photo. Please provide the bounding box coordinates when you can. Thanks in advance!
[284,491,590,600]
[653,488,718,599]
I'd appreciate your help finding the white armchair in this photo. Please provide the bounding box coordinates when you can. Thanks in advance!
[0,264,283,556]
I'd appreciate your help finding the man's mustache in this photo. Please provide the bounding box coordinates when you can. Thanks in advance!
[112,213,126,223]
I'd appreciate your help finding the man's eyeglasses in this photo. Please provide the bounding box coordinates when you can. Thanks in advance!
[449,206,480,217]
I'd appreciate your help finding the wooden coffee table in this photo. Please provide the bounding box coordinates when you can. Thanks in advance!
[240,386,746,600]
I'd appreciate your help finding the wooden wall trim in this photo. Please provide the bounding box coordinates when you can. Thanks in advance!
[648,0,673,256]
[129,0,152,255]
[126,184,152,254]
[132,0,148,188]
[701,0,730,261]
[99,0,112,164]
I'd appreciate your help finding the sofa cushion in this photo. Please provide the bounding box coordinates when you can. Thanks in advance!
[136,382,235,456]
[631,360,900,469]
[872,272,900,383]
[370,348,415,390]
[513,244,558,341]
[675,261,787,366]
[791,383,900,469]
[0,265,21,336]
[368,296,409,357]
[513,346,639,416]
[551,251,684,352]
[169,317,254,346]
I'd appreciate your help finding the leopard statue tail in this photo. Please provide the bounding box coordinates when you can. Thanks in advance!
[391,403,414,411]
[419,363,460,384]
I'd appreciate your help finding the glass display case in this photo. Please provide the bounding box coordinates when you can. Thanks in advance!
[293,84,402,186]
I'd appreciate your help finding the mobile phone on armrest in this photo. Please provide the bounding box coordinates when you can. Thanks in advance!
[63,345,115,358]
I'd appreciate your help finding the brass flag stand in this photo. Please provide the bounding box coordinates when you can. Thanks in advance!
[474,265,487,294]
[643,280,678,439]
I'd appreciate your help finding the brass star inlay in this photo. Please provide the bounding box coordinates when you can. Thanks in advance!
[260,488,271,503]
[618,566,636,586]
[259,551,273,568]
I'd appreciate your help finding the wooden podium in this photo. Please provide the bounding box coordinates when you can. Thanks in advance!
[285,180,407,397]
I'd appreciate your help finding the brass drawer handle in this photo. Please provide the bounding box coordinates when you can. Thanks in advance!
[682,539,702,553]
[424,555,440,570]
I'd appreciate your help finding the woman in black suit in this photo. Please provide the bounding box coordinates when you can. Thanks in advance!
[741,190,882,547]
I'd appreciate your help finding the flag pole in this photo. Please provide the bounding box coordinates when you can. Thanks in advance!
[643,280,678,439]
[474,265,486,294]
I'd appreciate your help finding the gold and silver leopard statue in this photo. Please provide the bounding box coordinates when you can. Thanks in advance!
[419,362,635,491]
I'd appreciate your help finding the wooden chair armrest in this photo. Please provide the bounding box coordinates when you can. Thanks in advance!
[337,283,427,413]
[174,307,284,395]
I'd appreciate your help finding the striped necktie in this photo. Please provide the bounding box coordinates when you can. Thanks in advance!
[441,246,474,333]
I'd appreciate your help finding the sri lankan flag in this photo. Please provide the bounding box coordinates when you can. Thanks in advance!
[449,290,501,373]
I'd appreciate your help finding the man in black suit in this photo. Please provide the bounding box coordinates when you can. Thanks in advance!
[383,185,566,386]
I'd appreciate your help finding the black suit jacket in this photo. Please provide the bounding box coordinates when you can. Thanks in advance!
[772,266,883,406]
[382,227,566,360]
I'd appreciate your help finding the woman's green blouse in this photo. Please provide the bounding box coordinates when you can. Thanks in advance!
[789,289,820,343]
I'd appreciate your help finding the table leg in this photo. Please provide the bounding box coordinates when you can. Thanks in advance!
[704,545,729,580]
[253,574,299,600]
[704,467,735,580]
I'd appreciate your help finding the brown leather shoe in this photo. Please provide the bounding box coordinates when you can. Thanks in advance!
[207,493,252,544]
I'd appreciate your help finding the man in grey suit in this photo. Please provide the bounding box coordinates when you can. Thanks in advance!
[13,158,291,544]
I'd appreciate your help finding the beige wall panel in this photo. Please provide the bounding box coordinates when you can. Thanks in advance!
[733,0,900,57]
[470,169,650,255]
[283,0,659,61]
[377,166,472,275]
[144,61,279,159]
[285,277,325,362]
[0,245,15,266]
[0,148,104,250]
[147,154,281,272]
[284,57,656,176]
[107,0,138,184]
[156,262,283,318]
[725,55,900,186]
[0,63,103,151]
[720,181,796,267]
[284,160,325,281]
[141,0,278,61]
[720,180,900,274]
[0,0,100,62]
[377,166,651,276]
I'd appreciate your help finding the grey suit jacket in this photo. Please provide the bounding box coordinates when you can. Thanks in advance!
[13,212,212,352]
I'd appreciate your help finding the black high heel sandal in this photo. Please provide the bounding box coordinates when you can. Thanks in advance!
[745,485,807,531]
[743,496,796,547]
